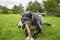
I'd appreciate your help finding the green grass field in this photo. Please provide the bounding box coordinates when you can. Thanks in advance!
[0,14,60,40]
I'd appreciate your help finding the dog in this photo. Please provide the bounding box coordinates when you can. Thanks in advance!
[18,11,42,39]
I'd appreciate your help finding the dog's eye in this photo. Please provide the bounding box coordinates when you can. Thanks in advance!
[22,15,24,17]
[21,17,28,20]
[25,17,28,20]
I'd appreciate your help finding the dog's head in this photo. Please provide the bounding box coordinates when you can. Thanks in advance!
[21,11,32,24]
[18,11,33,28]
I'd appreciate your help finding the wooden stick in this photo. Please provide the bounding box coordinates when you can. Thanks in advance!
[25,23,32,39]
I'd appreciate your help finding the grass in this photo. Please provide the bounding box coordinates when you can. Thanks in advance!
[0,14,60,40]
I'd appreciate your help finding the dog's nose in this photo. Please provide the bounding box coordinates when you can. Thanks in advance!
[18,22,23,28]
[18,26,21,28]
[18,24,21,28]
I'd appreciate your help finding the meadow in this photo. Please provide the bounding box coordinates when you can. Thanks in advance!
[0,14,60,40]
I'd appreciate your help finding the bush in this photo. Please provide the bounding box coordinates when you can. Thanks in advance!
[40,13,47,16]
[56,14,60,17]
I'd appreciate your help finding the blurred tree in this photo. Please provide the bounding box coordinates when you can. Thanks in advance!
[26,1,43,13]
[57,0,60,3]
[12,5,19,14]
[43,0,58,16]
[12,4,24,14]
[18,4,24,13]
[28,1,32,6]
[56,2,60,17]
[2,6,8,14]
[0,5,2,13]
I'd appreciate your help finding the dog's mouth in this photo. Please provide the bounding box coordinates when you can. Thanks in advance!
[22,18,31,24]
[22,21,36,30]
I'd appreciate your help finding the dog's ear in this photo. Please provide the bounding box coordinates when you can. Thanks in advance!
[29,13,32,17]
[29,12,32,17]
[29,12,36,20]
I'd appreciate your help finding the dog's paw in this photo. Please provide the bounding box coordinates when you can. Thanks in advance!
[32,35,37,39]
[26,36,34,40]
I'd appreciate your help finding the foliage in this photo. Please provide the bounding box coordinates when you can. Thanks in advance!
[0,0,60,16]
[12,4,24,14]
[57,0,60,3]
[0,4,24,14]
[44,0,58,16]
[26,1,43,13]
[0,5,8,14]
[56,6,60,17]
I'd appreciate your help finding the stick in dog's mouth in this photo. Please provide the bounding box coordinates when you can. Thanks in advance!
[24,22,34,40]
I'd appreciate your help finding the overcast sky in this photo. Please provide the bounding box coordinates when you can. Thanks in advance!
[0,0,43,9]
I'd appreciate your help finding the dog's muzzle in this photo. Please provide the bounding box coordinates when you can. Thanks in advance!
[18,22,23,28]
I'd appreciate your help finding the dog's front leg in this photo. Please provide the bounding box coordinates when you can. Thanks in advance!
[32,22,42,39]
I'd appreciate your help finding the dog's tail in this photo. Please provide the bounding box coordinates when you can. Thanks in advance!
[42,22,54,27]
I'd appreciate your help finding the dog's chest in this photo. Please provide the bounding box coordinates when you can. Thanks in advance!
[26,21,36,30]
